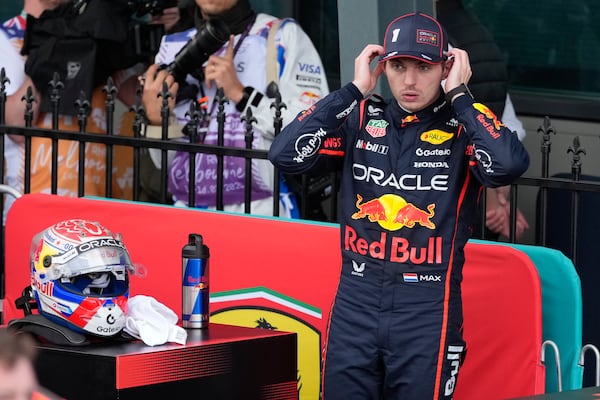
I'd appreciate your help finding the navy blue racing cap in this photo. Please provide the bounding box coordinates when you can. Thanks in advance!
[380,12,448,64]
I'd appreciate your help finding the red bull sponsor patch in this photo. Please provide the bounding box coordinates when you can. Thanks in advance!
[352,194,388,222]
[473,103,503,139]
[393,203,436,229]
[365,120,389,138]
[401,115,420,127]
[297,105,316,122]
[344,226,442,264]
[352,193,436,231]
[417,29,439,46]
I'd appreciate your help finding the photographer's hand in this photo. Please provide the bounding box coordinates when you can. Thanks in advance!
[141,64,179,125]
[205,35,244,104]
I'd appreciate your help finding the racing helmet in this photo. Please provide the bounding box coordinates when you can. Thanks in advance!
[30,219,134,337]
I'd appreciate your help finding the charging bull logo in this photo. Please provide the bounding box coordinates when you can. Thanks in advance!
[393,203,435,229]
[352,194,436,231]
[473,103,503,139]
[352,194,387,222]
[401,115,420,127]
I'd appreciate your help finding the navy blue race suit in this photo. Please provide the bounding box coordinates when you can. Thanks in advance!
[268,82,529,399]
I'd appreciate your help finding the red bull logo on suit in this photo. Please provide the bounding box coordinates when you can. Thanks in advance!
[401,115,420,127]
[352,193,436,231]
[473,103,503,139]
[344,226,442,265]
[349,194,441,264]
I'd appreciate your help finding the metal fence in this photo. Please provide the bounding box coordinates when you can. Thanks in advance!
[2,72,600,254]
[0,71,339,217]
[2,73,600,251]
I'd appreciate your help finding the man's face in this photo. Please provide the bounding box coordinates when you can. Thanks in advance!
[0,358,37,400]
[384,58,450,112]
[195,0,238,18]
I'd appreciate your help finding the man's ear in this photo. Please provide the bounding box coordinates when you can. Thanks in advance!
[441,58,454,80]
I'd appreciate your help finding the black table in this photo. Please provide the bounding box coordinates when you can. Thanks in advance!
[35,323,298,400]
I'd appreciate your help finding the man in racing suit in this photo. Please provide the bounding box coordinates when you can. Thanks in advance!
[268,12,529,400]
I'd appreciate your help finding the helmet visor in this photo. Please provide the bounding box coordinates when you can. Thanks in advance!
[40,242,134,282]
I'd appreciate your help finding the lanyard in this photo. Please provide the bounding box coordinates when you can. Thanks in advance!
[198,14,257,125]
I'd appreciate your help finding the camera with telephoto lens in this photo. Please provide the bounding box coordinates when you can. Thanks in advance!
[22,0,182,115]
[164,18,230,83]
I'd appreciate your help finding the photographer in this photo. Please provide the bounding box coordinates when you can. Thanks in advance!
[1,0,138,207]
[141,0,329,217]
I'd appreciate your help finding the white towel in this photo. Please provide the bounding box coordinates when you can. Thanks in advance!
[124,295,187,346]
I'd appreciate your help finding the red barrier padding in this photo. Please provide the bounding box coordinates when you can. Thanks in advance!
[3,194,544,399]
[457,241,545,399]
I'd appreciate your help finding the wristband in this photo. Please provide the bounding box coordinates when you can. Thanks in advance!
[445,83,473,104]
[236,86,254,112]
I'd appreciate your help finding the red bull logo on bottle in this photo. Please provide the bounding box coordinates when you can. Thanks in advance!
[182,234,210,329]
[182,257,209,328]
